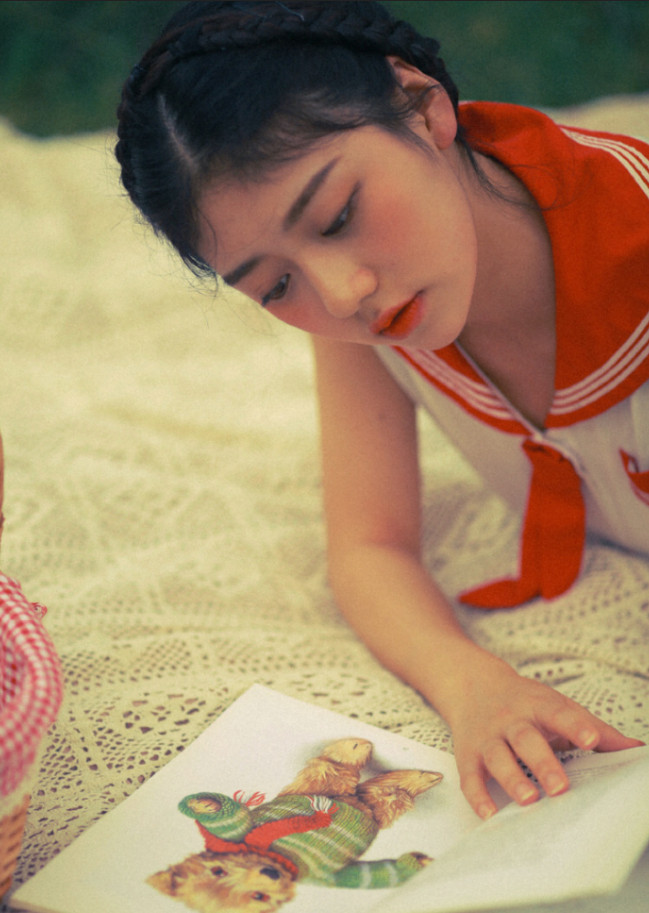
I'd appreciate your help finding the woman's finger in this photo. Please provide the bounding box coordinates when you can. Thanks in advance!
[539,703,644,754]
[481,738,540,806]
[507,724,570,797]
[457,761,499,820]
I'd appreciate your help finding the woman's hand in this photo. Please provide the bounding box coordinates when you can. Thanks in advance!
[447,653,645,819]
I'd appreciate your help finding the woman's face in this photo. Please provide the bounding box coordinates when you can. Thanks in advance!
[198,115,480,351]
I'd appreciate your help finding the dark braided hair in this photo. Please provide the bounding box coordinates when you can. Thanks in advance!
[116,1,464,276]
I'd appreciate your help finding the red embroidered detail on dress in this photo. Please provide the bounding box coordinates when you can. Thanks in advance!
[620,450,649,506]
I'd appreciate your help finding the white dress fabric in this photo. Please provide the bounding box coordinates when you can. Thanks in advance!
[378,346,649,557]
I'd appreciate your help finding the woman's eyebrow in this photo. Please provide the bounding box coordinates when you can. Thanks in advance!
[283,156,340,230]
[222,157,340,288]
[223,255,262,289]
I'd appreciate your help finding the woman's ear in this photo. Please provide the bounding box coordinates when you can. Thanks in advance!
[387,56,458,150]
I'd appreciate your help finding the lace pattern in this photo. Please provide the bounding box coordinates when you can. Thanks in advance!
[0,95,648,904]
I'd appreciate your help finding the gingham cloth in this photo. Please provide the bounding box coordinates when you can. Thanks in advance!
[0,574,63,796]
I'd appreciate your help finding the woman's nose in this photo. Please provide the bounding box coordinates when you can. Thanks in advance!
[306,255,377,319]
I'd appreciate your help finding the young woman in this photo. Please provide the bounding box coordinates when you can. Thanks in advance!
[116,0,648,820]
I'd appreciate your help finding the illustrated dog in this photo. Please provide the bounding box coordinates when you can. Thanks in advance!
[148,737,442,912]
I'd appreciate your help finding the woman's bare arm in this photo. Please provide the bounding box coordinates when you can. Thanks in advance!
[312,335,642,818]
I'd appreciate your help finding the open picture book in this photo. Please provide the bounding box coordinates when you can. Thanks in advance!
[10,685,649,913]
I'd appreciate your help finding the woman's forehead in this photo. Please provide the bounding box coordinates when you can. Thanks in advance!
[197,122,434,275]
[197,132,355,265]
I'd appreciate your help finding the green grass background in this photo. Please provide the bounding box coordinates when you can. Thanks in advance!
[2,0,648,136]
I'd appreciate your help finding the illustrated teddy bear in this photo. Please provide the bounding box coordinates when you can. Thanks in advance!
[147,737,442,912]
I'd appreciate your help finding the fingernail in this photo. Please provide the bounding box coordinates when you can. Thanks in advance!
[478,803,496,820]
[545,773,567,796]
[515,783,537,803]
[579,730,598,748]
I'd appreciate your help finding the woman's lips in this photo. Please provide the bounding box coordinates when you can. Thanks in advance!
[371,296,423,340]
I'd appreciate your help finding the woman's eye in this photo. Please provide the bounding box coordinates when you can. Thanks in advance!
[261,274,290,307]
[322,187,358,237]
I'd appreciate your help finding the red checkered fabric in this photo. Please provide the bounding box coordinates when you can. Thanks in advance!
[0,574,63,796]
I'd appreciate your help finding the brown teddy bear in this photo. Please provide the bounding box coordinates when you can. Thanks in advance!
[148,737,442,912]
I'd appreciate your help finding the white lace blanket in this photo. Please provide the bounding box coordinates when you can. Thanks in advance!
[1,96,648,906]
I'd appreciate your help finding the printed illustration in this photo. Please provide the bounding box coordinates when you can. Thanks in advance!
[147,737,443,911]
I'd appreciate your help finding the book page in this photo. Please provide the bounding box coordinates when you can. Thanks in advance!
[376,746,649,913]
[9,685,475,913]
[10,686,649,913]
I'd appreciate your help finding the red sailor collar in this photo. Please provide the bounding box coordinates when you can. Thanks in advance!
[396,102,649,433]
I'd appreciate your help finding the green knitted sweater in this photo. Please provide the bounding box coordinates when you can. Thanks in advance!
[179,792,426,889]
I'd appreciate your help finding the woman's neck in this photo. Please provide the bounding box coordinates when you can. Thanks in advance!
[458,151,557,428]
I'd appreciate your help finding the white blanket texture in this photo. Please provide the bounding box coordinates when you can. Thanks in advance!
[1,95,648,907]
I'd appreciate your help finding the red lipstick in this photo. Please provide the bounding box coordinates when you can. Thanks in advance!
[371,296,423,340]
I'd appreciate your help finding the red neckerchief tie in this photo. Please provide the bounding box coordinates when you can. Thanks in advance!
[460,439,586,608]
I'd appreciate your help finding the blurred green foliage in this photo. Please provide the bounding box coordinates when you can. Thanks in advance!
[0,0,185,135]
[385,1,649,109]
[1,0,648,136]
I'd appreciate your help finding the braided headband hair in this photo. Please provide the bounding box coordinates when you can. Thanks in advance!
[116,1,461,273]
[124,1,458,110]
